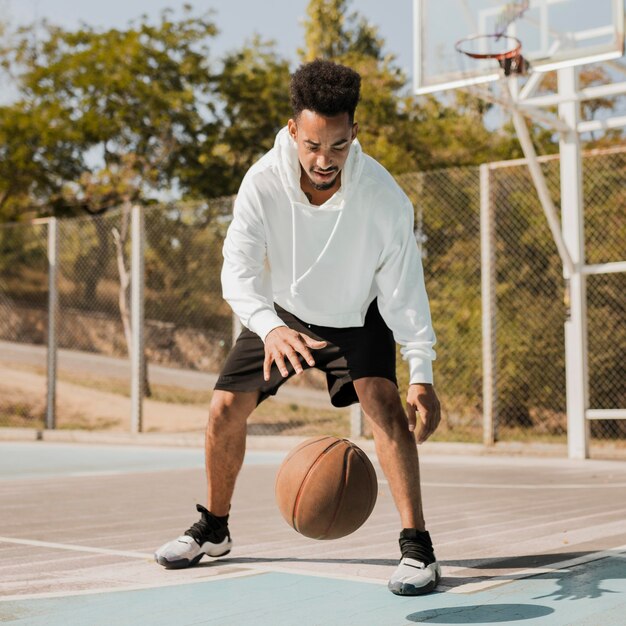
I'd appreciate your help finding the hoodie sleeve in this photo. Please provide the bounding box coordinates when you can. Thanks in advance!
[374,197,437,385]
[221,178,286,341]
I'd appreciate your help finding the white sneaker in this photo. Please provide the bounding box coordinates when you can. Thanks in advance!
[388,558,441,596]
[155,505,232,569]
[155,534,232,569]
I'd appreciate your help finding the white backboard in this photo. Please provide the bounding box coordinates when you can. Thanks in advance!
[414,0,625,94]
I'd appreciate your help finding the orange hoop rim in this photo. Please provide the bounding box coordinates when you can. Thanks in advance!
[455,34,522,61]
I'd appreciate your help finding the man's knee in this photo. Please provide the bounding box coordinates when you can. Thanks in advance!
[208,390,257,430]
[354,378,407,435]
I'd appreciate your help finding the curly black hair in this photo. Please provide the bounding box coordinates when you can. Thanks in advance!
[290,59,361,122]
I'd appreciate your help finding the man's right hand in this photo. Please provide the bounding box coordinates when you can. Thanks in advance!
[263,327,327,381]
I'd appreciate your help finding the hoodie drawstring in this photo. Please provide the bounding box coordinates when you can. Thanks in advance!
[290,200,346,298]
[290,202,298,296]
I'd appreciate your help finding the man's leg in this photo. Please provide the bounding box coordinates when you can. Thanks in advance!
[154,389,258,569]
[353,377,424,530]
[205,389,259,516]
[353,377,439,595]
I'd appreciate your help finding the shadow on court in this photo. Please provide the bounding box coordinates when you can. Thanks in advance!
[405,603,555,623]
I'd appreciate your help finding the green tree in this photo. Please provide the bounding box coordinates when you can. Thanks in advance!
[0,6,219,218]
[207,36,292,195]
[0,102,84,222]
[300,0,382,61]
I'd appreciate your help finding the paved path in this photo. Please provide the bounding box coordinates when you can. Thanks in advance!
[0,341,330,408]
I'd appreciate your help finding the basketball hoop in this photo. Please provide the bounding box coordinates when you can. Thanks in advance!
[455,34,530,77]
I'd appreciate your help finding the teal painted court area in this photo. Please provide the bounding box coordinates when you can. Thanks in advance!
[1,440,625,625]
[3,556,626,626]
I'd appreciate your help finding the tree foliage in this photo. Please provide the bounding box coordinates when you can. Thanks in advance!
[0,7,220,219]
[205,36,292,195]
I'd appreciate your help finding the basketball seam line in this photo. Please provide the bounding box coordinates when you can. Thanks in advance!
[320,445,352,539]
[275,435,333,493]
[291,438,343,535]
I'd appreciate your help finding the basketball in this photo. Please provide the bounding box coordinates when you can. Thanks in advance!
[275,436,378,540]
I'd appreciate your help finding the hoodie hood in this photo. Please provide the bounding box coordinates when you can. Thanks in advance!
[272,126,365,297]
[273,126,364,210]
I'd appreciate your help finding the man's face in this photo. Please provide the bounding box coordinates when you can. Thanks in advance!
[287,110,358,191]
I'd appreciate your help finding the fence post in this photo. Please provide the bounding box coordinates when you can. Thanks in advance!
[46,217,59,430]
[350,404,364,439]
[130,205,145,434]
[480,164,496,446]
[232,313,242,345]
[558,66,589,460]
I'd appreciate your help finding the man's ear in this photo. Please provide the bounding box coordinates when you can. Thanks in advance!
[287,119,297,141]
[351,122,358,141]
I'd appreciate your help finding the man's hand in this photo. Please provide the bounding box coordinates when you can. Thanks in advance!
[263,327,328,381]
[406,383,441,444]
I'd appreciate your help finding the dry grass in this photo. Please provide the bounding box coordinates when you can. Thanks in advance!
[0,363,349,437]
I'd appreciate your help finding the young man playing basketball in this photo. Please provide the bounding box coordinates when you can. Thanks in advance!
[155,59,441,596]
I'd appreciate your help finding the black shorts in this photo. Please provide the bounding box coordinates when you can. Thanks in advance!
[214,299,397,407]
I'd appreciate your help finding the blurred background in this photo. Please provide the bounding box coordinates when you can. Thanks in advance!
[0,1,624,454]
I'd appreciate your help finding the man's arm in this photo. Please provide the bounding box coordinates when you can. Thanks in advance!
[221,182,285,340]
[374,198,440,442]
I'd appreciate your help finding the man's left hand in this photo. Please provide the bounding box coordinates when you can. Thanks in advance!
[406,383,441,444]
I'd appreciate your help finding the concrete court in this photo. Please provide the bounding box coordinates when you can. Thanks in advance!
[0,440,625,625]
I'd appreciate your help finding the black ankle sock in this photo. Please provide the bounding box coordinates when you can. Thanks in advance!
[185,505,230,543]
[196,504,229,526]
[399,528,436,565]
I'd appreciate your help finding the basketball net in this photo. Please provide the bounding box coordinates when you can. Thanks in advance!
[454,32,530,115]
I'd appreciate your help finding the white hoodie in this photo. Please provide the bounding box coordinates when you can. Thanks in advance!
[221,127,436,384]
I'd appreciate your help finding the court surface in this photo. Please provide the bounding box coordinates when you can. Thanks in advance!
[0,440,625,625]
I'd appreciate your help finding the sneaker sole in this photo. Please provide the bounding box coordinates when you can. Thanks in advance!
[155,547,231,570]
[388,571,441,596]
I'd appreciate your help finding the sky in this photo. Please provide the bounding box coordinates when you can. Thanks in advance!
[3,0,417,80]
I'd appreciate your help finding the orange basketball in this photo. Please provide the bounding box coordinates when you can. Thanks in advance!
[275,436,378,540]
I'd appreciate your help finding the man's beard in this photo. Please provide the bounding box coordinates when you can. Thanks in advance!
[308,168,338,191]
[310,179,335,191]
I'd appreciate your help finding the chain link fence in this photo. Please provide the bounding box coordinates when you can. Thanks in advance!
[0,199,350,436]
[398,167,483,443]
[488,148,626,451]
[0,220,49,429]
[581,149,626,445]
[0,147,624,451]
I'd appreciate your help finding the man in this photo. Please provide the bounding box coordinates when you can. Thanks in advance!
[155,59,441,596]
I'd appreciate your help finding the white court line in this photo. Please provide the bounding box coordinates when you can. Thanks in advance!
[448,543,626,594]
[0,536,153,560]
[0,537,386,586]
[1,536,624,600]
[0,569,263,602]
[233,502,626,560]
[379,480,626,489]
[241,563,387,586]
[5,467,204,480]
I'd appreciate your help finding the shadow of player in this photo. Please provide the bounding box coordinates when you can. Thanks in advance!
[405,603,554,623]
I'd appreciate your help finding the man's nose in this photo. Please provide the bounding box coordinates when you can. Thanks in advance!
[316,152,333,169]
